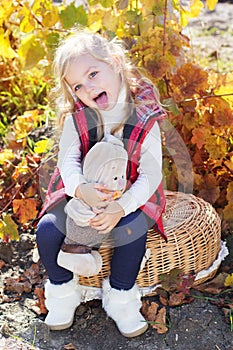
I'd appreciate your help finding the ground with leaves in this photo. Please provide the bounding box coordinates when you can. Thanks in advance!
[1,3,233,350]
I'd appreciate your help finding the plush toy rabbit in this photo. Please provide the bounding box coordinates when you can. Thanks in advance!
[57,135,128,277]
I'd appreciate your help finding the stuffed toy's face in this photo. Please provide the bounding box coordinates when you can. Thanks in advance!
[95,158,127,197]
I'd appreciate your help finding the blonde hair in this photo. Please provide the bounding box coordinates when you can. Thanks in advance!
[51,29,161,135]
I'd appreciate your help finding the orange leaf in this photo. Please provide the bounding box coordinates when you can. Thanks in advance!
[24,183,38,197]
[151,307,168,334]
[13,198,38,224]
[0,260,6,269]
[171,63,209,98]
[34,287,48,315]
[191,127,210,150]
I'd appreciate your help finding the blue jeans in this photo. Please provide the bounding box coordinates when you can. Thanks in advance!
[36,201,149,290]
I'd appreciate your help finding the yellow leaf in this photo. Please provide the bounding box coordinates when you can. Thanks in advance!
[0,28,16,59]
[0,1,14,26]
[42,7,59,27]
[12,159,29,180]
[179,0,204,27]
[34,139,54,154]
[18,34,46,70]
[102,10,119,31]
[0,213,19,242]
[206,0,218,11]
[224,273,233,288]
[205,135,227,160]
[214,72,233,109]
[0,149,15,165]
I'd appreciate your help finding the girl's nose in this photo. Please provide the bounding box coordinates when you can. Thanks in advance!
[85,80,94,92]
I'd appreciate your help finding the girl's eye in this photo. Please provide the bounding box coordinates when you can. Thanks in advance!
[114,176,118,180]
[74,84,82,92]
[89,71,97,79]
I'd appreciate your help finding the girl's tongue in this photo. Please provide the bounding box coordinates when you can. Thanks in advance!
[95,92,108,110]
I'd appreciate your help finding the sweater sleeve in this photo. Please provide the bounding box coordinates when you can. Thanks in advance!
[117,121,163,216]
[57,115,87,197]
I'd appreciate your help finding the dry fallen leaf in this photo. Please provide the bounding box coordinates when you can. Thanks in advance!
[34,287,48,314]
[152,307,168,334]
[4,277,32,295]
[22,263,41,285]
[194,272,228,294]
[63,343,77,350]
[141,300,168,334]
[0,259,6,269]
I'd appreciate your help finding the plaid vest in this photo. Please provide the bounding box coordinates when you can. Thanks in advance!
[38,82,167,240]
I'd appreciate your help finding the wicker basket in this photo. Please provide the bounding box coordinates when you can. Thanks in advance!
[79,191,222,291]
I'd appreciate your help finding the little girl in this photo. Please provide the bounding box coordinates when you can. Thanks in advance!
[36,29,167,338]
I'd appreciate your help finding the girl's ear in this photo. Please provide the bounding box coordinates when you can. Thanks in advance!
[112,55,122,74]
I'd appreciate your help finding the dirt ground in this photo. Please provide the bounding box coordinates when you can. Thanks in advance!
[1,2,233,350]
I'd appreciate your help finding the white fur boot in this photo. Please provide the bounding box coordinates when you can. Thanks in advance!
[57,250,102,277]
[102,278,148,338]
[44,278,81,330]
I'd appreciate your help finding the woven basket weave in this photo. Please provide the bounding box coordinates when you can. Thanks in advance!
[79,191,221,291]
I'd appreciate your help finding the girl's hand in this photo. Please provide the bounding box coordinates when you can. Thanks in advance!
[76,183,113,208]
[90,201,124,234]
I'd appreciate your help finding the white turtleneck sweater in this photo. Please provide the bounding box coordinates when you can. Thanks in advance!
[57,86,163,216]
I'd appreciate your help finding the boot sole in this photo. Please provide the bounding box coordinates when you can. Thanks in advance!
[121,323,149,338]
[47,319,74,331]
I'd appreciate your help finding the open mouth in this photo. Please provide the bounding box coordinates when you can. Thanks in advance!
[94,91,108,109]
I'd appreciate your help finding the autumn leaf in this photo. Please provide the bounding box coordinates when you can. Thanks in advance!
[223,202,233,223]
[206,0,218,11]
[224,273,233,288]
[177,273,195,294]
[151,307,168,334]
[224,157,233,173]
[198,173,220,204]
[141,300,159,322]
[13,198,38,224]
[169,292,186,306]
[0,260,6,269]
[0,213,19,242]
[178,0,204,27]
[63,343,77,350]
[141,301,168,334]
[34,139,54,154]
[0,149,15,165]
[194,273,228,294]
[34,287,48,315]
[171,63,209,98]
[4,277,32,295]
[226,182,233,203]
[191,127,211,150]
[159,268,184,292]
[22,263,41,285]
[205,135,227,160]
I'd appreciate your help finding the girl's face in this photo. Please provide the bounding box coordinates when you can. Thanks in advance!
[65,54,122,111]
